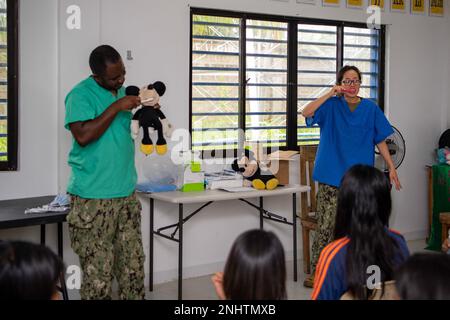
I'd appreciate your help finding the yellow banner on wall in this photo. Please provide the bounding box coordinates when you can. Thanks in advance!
[323,0,340,5]
[391,0,405,11]
[370,0,385,9]
[411,0,425,13]
[430,0,444,16]
[347,0,363,7]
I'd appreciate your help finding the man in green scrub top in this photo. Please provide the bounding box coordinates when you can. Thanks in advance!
[65,45,144,300]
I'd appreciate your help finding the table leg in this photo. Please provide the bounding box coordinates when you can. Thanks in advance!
[40,225,46,245]
[57,222,63,258]
[260,197,264,230]
[178,203,183,300]
[293,193,297,282]
[149,198,154,292]
[60,272,69,301]
[57,222,69,300]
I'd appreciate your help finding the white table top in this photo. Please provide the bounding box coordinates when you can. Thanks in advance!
[139,184,310,204]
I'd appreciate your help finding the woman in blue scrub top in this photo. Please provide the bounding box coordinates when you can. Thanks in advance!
[301,65,402,288]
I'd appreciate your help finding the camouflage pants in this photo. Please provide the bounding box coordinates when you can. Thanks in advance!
[67,193,145,300]
[310,183,339,277]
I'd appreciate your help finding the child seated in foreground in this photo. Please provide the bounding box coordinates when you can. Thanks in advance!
[0,240,65,300]
[395,253,450,300]
[312,165,410,300]
[211,229,287,300]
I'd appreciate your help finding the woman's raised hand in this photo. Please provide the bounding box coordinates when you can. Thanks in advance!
[329,85,344,97]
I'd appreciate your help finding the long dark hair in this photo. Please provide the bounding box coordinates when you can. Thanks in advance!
[334,165,401,299]
[223,229,286,300]
[395,253,450,300]
[0,241,65,300]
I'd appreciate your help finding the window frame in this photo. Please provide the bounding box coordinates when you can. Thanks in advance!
[189,7,385,157]
[0,0,19,171]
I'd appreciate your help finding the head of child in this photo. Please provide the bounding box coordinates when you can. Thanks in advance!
[335,164,391,239]
[221,229,286,300]
[395,253,450,300]
[334,165,401,299]
[0,241,65,300]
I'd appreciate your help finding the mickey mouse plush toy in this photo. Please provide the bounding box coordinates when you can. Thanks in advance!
[231,149,279,190]
[126,81,173,155]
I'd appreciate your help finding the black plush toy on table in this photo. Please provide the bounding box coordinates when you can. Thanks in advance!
[231,149,279,190]
[126,81,173,155]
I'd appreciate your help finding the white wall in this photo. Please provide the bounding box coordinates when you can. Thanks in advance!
[0,0,58,200]
[1,0,450,294]
[384,16,449,238]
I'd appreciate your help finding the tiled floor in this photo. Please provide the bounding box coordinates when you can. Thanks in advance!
[67,239,429,300]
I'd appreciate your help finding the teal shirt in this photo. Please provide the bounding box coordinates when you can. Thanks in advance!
[64,76,137,199]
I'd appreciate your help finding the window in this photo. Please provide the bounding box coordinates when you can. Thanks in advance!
[245,20,288,148]
[297,24,337,145]
[0,0,18,171]
[343,26,382,104]
[190,9,385,153]
[191,15,240,151]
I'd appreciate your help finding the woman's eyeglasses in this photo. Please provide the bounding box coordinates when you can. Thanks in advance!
[341,79,361,85]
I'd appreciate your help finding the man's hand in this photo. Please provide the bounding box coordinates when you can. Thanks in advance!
[114,96,141,111]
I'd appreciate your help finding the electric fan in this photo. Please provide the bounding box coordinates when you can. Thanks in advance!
[374,126,406,174]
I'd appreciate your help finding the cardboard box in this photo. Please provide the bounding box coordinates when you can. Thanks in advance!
[268,150,299,185]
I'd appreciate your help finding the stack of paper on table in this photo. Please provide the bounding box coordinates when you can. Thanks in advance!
[205,170,243,190]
